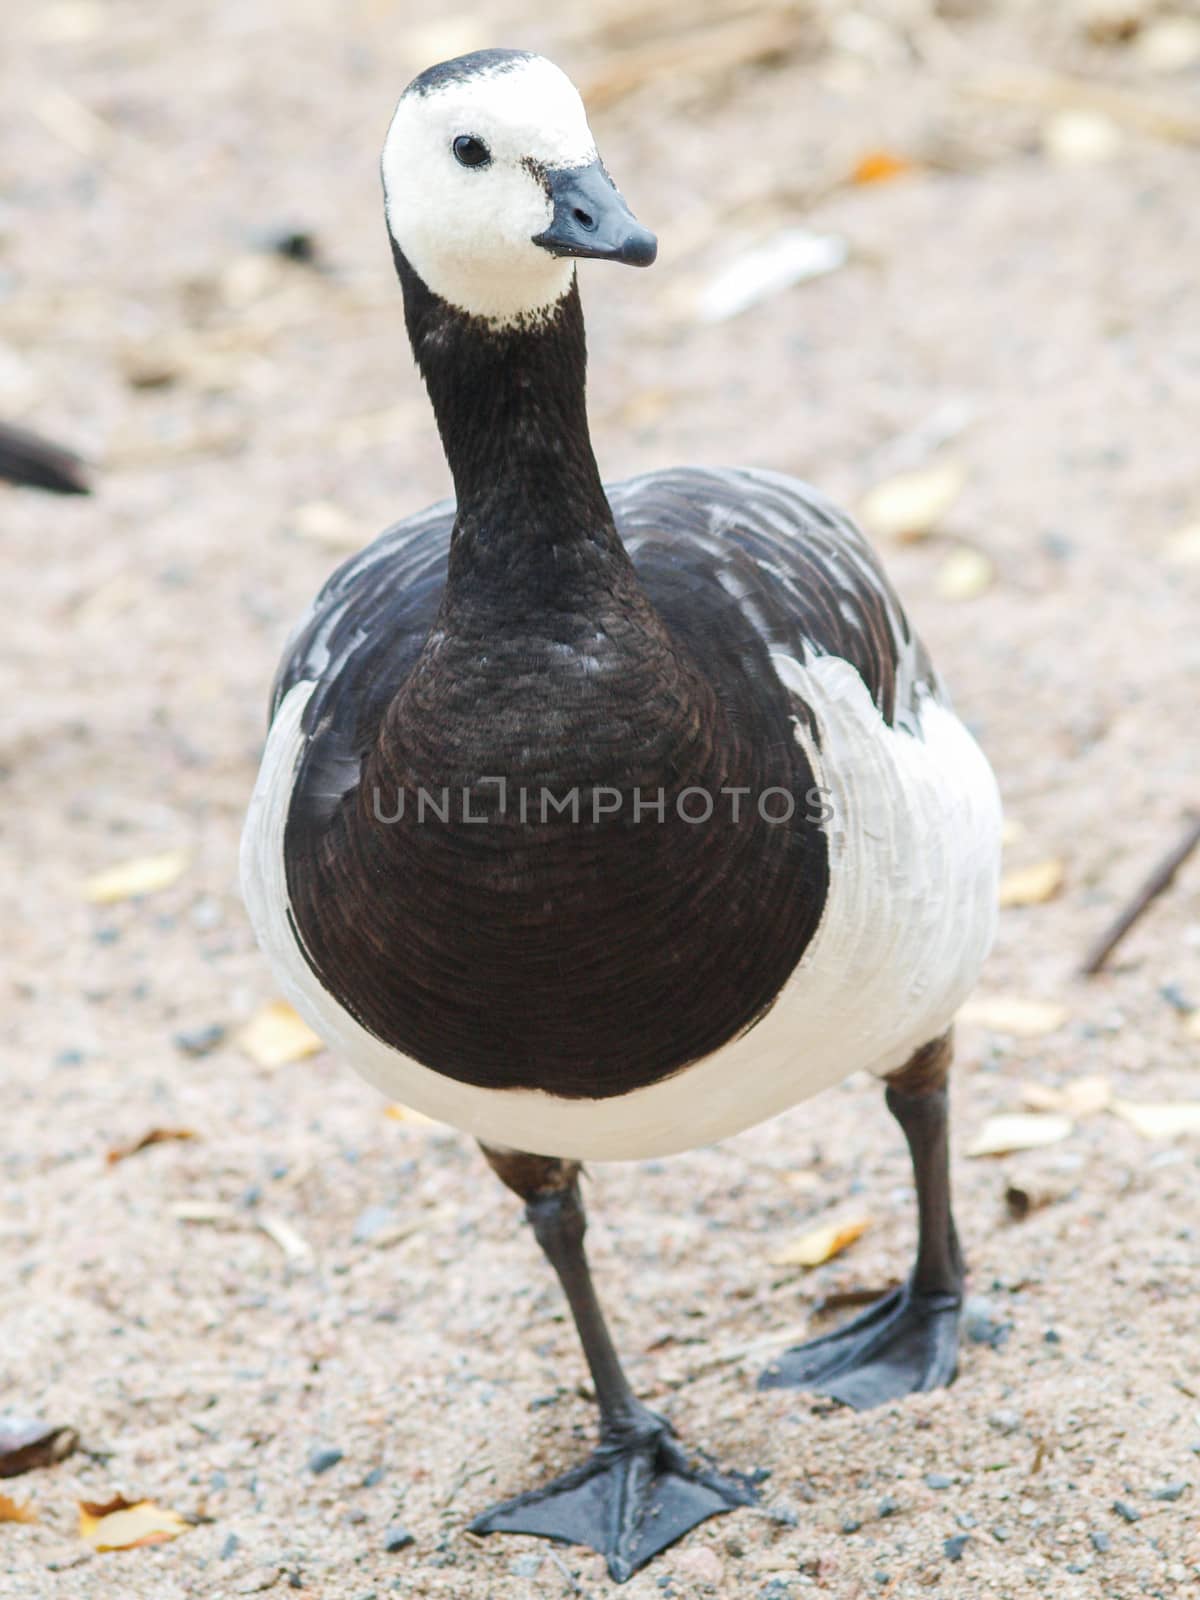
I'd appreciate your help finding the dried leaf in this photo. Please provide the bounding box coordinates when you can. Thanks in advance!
[958,996,1070,1037]
[1004,1178,1071,1220]
[1112,1100,1200,1140]
[935,545,994,600]
[82,849,190,904]
[78,1496,189,1552]
[769,1216,872,1268]
[999,858,1066,907]
[289,499,357,550]
[967,1114,1074,1158]
[694,229,847,323]
[850,149,914,185]
[1042,109,1123,165]
[858,461,967,542]
[107,1128,198,1165]
[171,1201,236,1224]
[0,1416,79,1478]
[0,1493,37,1523]
[384,1103,436,1126]
[257,1213,313,1262]
[1022,1075,1111,1117]
[1134,17,1200,73]
[237,1001,322,1068]
[1163,521,1200,566]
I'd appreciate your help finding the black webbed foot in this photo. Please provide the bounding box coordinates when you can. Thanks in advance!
[759,1279,961,1409]
[470,1411,756,1583]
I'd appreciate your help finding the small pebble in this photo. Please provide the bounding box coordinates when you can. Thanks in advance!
[210,1471,228,1490]
[724,1536,746,1558]
[943,1534,970,1563]
[988,1409,1021,1435]
[220,1533,240,1560]
[1066,1562,1090,1574]
[956,1512,976,1529]
[872,1574,890,1588]
[1090,1530,1111,1551]
[992,1525,1010,1542]
[174,1023,227,1057]
[264,226,320,264]
[767,1501,798,1527]
[964,1297,1010,1349]
[1043,1328,1062,1345]
[759,1583,791,1600]
[1150,1482,1188,1502]
[877,1495,899,1518]
[1112,1500,1140,1523]
[383,1523,415,1554]
[673,1546,724,1586]
[307,1446,344,1475]
[344,1507,367,1525]
[841,1518,861,1534]
[352,1205,400,1244]
[362,1467,385,1488]
[1159,983,1195,1015]
[925,1473,953,1490]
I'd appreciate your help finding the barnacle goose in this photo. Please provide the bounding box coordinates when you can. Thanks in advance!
[242,49,1002,1581]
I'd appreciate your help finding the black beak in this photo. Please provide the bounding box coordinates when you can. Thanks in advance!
[532,160,657,268]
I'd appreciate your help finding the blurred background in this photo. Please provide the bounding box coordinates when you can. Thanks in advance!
[2,1,1199,1596]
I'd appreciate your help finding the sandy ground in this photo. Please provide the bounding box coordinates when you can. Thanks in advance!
[3,1,1200,1596]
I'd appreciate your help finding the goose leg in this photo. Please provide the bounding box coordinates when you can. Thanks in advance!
[470,1145,755,1582]
[760,1032,964,1409]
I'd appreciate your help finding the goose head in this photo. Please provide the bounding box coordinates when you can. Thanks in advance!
[381,49,657,327]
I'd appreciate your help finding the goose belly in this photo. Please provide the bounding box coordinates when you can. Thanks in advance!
[241,662,1000,1161]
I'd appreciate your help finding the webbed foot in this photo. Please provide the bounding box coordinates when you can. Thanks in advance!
[759,1279,960,1409]
[471,1411,756,1582]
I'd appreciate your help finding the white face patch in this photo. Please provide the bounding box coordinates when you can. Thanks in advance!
[381,55,599,326]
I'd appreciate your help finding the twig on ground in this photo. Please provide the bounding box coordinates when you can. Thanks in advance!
[1081,812,1200,975]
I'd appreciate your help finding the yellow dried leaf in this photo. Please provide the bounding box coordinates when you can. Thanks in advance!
[0,1493,37,1524]
[1112,1100,1200,1140]
[1022,1075,1111,1117]
[82,849,191,904]
[769,1216,871,1268]
[935,545,994,601]
[850,149,914,185]
[78,1497,188,1551]
[384,1103,436,1126]
[959,996,1069,1036]
[967,1113,1073,1158]
[237,1001,322,1068]
[858,462,967,543]
[999,858,1066,907]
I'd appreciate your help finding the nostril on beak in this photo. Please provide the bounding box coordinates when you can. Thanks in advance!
[573,207,596,232]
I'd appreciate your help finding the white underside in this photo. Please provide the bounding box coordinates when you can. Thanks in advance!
[241,658,1001,1161]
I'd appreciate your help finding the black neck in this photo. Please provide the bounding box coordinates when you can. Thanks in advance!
[393,243,632,608]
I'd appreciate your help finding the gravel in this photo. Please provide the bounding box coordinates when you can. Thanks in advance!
[3,3,1200,1598]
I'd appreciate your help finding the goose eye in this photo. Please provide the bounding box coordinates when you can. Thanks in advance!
[452,135,491,169]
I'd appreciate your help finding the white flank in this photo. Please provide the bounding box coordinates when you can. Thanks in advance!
[382,56,596,325]
[241,664,1002,1164]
